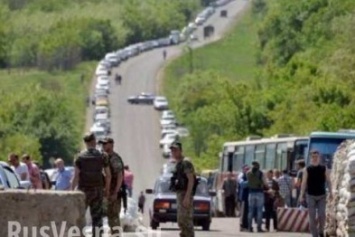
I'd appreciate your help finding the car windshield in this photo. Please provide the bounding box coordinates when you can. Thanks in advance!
[94,131,105,137]
[163,117,174,121]
[309,137,346,169]
[157,179,209,196]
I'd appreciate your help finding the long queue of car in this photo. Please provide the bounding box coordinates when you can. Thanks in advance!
[88,4,218,141]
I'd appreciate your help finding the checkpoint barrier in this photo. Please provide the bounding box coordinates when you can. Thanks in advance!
[277,207,310,232]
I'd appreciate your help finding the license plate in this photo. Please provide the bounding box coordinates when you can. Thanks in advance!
[159,209,167,213]
[171,204,177,209]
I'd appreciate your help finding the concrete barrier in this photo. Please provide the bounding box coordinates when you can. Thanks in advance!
[0,189,86,237]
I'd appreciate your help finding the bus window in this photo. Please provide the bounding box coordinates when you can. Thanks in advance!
[255,144,265,168]
[233,146,245,172]
[276,143,287,170]
[308,137,345,169]
[295,139,308,161]
[292,139,308,170]
[265,143,276,170]
[245,145,255,165]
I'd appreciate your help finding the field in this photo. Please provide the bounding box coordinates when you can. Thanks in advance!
[162,7,259,171]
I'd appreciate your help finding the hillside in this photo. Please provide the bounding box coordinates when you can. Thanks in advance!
[163,0,355,170]
[0,0,201,165]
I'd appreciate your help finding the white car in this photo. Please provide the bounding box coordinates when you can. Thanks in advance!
[97,76,110,84]
[159,133,178,148]
[98,60,111,69]
[162,144,171,158]
[160,116,177,128]
[94,113,109,122]
[105,53,120,67]
[90,124,107,140]
[96,80,110,92]
[0,161,31,189]
[195,16,206,25]
[188,22,197,30]
[154,96,168,110]
[161,123,177,130]
[95,65,109,77]
[94,106,110,117]
[161,110,174,119]
[161,127,178,138]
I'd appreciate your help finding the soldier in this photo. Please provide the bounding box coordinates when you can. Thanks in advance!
[99,137,124,236]
[71,133,111,237]
[170,141,195,237]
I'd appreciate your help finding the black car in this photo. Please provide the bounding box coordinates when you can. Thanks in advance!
[127,93,155,104]
[145,174,215,231]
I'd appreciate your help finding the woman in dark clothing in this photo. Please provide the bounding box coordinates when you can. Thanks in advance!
[264,170,279,231]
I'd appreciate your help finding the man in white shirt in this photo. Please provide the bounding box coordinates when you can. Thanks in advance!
[8,153,30,181]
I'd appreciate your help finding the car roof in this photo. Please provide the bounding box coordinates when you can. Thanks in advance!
[157,173,206,182]
[95,106,108,110]
[0,161,9,167]
[91,125,105,132]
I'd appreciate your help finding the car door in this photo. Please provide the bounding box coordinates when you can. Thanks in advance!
[2,166,20,189]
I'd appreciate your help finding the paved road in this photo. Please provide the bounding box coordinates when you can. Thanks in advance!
[87,0,309,236]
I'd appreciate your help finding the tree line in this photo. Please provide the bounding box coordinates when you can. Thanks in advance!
[0,0,203,166]
[0,0,201,70]
[165,0,355,170]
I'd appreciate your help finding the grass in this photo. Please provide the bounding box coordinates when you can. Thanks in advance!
[162,8,259,170]
[164,7,258,90]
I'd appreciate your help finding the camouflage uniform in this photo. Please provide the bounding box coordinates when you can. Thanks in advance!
[176,159,195,237]
[107,152,124,235]
[75,148,109,237]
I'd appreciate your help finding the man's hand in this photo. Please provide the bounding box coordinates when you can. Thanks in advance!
[299,195,305,205]
[110,193,117,201]
[104,189,110,198]
[183,196,190,208]
[329,192,333,201]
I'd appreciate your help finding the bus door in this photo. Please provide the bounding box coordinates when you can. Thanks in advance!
[233,146,245,173]
[276,142,287,171]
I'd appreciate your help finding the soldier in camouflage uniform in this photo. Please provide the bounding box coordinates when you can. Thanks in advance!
[71,133,111,237]
[170,141,195,237]
[99,137,124,235]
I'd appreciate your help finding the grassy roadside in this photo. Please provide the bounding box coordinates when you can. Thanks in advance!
[162,7,259,171]
[164,7,258,94]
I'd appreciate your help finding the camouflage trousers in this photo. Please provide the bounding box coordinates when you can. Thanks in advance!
[107,197,122,234]
[177,191,194,237]
[81,187,104,237]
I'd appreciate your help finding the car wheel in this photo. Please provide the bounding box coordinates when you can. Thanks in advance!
[202,220,210,231]
[150,219,159,230]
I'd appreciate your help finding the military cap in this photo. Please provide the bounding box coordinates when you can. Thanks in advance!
[170,141,182,150]
[98,137,114,144]
[83,132,96,142]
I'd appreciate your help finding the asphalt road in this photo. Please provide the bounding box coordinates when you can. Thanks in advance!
[87,0,309,236]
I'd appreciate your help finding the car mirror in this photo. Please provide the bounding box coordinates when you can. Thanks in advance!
[208,190,216,197]
[145,189,154,194]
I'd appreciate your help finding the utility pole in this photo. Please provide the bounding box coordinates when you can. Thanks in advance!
[187,39,194,74]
